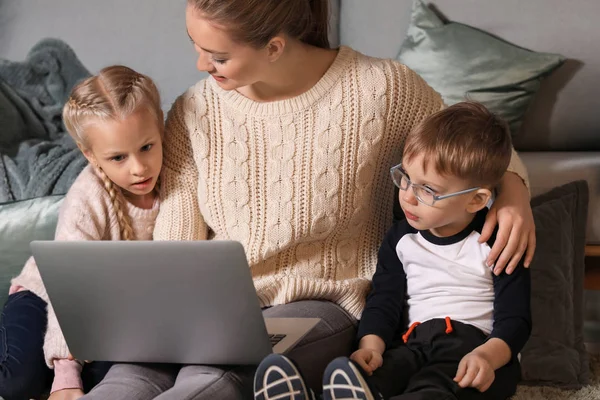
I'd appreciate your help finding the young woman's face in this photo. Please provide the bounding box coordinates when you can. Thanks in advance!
[82,109,163,200]
[185,5,271,91]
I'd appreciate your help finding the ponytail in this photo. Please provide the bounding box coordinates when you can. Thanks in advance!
[189,0,331,49]
[305,0,330,49]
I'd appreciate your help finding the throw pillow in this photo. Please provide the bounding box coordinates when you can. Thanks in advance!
[520,180,590,388]
[0,195,64,307]
[398,0,565,136]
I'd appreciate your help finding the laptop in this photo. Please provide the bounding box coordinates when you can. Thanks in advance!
[31,240,320,365]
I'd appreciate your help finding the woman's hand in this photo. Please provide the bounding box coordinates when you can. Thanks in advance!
[479,171,535,275]
[48,389,84,400]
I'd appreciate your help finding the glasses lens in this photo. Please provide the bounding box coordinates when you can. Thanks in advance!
[391,167,406,189]
[413,186,435,206]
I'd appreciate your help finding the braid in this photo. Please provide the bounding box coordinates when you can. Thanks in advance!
[62,65,163,147]
[68,97,94,111]
[129,74,144,91]
[96,167,134,241]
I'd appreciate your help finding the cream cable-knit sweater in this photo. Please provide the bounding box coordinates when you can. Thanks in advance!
[10,165,159,390]
[154,46,529,318]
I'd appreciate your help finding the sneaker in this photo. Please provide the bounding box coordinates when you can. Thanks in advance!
[322,357,383,400]
[254,353,316,400]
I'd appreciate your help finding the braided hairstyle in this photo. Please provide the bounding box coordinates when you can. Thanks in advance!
[63,65,163,240]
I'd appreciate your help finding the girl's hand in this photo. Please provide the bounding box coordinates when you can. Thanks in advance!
[48,389,85,400]
[479,172,535,275]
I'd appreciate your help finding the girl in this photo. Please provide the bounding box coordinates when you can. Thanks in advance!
[0,65,163,400]
[85,0,535,398]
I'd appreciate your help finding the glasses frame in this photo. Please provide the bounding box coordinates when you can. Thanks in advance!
[390,163,480,207]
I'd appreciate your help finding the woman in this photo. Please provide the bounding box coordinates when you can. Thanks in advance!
[84,0,535,398]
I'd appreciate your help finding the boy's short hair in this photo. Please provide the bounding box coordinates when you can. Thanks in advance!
[403,102,512,188]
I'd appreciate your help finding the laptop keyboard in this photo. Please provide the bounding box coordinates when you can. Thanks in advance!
[269,333,287,346]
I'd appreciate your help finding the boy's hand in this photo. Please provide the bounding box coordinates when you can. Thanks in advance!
[350,348,383,376]
[48,388,84,400]
[454,351,495,392]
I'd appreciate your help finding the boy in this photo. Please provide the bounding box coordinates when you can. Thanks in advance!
[253,102,531,400]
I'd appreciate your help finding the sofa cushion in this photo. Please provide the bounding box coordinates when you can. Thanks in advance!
[520,180,590,388]
[0,195,63,307]
[397,0,564,137]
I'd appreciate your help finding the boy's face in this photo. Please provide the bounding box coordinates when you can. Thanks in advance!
[399,155,490,237]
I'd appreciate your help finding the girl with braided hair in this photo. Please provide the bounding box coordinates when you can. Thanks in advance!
[1,65,163,400]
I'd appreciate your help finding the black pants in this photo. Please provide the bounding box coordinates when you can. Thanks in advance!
[367,319,521,400]
[0,291,111,400]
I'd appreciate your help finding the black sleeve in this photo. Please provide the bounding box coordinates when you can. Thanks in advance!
[490,263,531,356]
[357,222,408,349]
[471,210,532,356]
[485,225,532,356]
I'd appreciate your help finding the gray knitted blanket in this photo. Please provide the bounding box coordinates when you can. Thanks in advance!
[0,38,90,202]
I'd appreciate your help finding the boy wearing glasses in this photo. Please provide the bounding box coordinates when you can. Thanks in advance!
[252,102,531,400]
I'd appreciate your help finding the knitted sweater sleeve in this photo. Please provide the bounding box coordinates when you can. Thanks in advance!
[154,88,209,241]
[507,148,530,193]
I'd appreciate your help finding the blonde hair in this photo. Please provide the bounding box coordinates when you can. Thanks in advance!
[403,102,512,188]
[62,65,163,240]
[188,0,330,49]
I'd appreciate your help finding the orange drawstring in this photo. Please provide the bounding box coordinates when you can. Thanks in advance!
[402,318,454,344]
[402,322,421,343]
[445,316,453,334]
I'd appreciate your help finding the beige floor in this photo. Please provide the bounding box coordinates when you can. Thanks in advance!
[511,354,600,400]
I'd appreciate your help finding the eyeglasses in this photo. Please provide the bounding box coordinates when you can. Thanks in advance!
[390,163,480,207]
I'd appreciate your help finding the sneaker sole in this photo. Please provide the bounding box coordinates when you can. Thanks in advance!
[323,358,375,400]
[254,354,312,400]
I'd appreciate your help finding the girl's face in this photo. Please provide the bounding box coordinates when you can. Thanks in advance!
[185,5,273,91]
[81,109,163,200]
